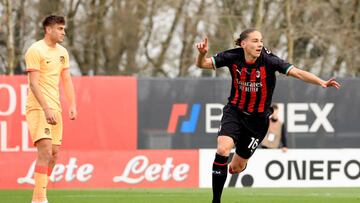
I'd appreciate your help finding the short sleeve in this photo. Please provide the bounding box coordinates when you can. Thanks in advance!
[25,47,41,72]
[63,50,70,70]
[264,48,293,75]
[212,50,235,69]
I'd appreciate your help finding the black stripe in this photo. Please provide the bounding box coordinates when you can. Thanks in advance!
[229,66,236,104]
[235,67,243,107]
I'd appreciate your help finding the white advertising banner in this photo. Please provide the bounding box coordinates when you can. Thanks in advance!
[200,149,360,188]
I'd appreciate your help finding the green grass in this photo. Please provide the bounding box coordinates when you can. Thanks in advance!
[1,188,360,203]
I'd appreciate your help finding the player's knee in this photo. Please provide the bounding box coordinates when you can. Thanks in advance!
[38,149,53,162]
[216,146,231,157]
[51,151,59,162]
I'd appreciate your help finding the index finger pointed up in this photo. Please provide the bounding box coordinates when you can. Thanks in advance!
[204,36,208,46]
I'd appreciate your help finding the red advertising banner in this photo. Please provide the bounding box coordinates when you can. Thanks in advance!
[0,75,137,151]
[0,76,199,189]
[0,150,199,189]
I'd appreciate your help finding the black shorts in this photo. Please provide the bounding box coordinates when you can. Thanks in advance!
[218,104,271,159]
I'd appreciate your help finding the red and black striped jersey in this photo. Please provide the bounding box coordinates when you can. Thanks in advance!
[212,47,293,114]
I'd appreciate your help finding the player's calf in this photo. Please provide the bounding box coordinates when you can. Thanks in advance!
[229,162,247,174]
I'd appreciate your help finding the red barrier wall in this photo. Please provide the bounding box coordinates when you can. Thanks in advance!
[0,76,137,151]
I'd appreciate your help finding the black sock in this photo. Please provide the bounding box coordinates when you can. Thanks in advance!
[212,153,229,203]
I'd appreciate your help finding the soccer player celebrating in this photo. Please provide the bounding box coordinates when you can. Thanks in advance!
[25,15,77,203]
[195,28,340,203]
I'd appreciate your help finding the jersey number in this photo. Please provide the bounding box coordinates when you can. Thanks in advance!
[248,137,259,150]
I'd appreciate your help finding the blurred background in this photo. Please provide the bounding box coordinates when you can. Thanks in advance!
[0,0,360,201]
[0,0,359,77]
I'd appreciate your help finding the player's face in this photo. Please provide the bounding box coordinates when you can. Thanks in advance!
[242,31,263,59]
[47,24,66,43]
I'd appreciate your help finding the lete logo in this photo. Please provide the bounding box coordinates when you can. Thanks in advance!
[167,103,201,133]
[113,155,190,184]
[17,158,94,185]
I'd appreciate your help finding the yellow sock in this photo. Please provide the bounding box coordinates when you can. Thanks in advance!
[32,165,48,202]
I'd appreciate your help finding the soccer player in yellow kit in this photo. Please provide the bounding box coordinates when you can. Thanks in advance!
[25,15,77,203]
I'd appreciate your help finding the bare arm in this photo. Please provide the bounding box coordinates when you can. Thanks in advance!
[288,67,341,89]
[61,69,77,120]
[28,71,57,124]
[195,37,214,69]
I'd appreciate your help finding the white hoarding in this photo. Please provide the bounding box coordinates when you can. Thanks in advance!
[200,149,360,188]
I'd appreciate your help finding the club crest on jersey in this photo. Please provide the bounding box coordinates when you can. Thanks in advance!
[60,56,65,64]
[256,70,261,78]
[44,128,50,135]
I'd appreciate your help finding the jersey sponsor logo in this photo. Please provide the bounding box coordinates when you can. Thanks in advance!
[235,68,263,93]
[236,80,263,92]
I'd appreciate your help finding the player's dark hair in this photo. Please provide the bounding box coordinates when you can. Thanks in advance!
[42,15,65,32]
[235,28,258,47]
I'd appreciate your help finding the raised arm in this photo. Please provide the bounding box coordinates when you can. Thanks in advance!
[287,67,341,89]
[195,37,214,69]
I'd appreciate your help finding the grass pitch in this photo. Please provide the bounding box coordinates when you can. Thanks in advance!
[1,188,360,203]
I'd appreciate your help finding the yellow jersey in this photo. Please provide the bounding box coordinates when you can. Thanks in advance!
[25,40,70,112]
